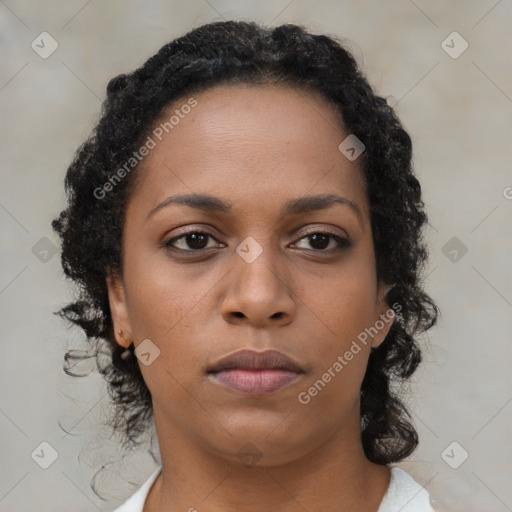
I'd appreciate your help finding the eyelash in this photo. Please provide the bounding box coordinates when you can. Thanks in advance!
[163,229,351,255]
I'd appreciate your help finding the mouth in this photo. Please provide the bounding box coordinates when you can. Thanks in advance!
[206,349,305,395]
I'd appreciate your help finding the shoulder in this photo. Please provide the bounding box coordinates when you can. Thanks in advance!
[110,467,162,512]
[111,465,435,512]
[378,466,435,512]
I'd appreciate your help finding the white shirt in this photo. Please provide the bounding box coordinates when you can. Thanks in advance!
[112,466,435,511]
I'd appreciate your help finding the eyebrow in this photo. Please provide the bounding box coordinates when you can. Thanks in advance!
[146,192,363,223]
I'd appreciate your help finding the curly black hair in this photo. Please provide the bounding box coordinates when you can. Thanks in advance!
[53,20,439,466]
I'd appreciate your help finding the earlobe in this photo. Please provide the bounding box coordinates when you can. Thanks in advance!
[371,282,395,349]
[370,309,394,349]
[106,273,133,348]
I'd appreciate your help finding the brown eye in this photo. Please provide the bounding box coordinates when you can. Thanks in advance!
[293,232,351,253]
[164,231,222,252]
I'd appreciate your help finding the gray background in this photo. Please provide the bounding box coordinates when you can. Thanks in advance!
[1,1,511,510]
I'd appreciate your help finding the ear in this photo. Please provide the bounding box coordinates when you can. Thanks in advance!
[370,281,395,349]
[106,273,133,348]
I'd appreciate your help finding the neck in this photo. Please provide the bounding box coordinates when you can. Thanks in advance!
[144,408,391,512]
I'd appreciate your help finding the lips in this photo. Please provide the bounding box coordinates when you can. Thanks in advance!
[207,349,304,395]
[208,349,303,373]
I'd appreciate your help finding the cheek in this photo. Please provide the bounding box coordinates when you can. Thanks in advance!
[122,248,220,375]
[123,262,204,392]
[125,272,185,339]
[310,289,373,389]
[316,248,378,336]
[123,239,198,337]
[302,243,378,385]
[298,285,374,418]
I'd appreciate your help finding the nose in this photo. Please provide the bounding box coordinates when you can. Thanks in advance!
[220,243,296,328]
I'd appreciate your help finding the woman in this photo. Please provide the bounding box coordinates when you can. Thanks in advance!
[53,20,439,512]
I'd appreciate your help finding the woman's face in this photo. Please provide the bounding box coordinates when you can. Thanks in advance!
[108,84,393,465]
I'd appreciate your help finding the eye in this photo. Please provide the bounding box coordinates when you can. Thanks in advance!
[163,229,351,255]
[292,231,351,253]
[164,230,225,252]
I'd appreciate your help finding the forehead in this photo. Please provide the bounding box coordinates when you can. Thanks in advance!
[129,83,368,218]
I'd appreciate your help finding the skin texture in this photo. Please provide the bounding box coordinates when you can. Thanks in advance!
[107,84,395,511]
